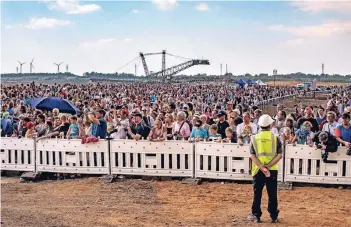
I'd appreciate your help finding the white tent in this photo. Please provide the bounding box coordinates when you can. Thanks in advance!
[256,80,267,86]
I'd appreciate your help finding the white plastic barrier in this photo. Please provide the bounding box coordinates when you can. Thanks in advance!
[110,140,193,177]
[195,142,283,181]
[0,138,36,172]
[285,145,351,185]
[36,139,110,174]
[195,143,252,180]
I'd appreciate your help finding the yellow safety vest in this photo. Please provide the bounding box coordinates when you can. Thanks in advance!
[251,131,278,176]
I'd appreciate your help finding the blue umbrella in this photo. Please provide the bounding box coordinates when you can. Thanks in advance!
[29,97,80,115]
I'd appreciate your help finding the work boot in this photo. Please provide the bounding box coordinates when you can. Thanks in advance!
[247,214,261,223]
[271,219,279,223]
[270,210,279,223]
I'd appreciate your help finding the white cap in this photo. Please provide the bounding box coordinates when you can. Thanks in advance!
[258,114,274,127]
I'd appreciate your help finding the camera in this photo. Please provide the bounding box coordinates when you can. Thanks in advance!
[347,147,351,156]
[316,144,323,149]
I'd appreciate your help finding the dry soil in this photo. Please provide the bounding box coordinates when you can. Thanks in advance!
[1,177,351,227]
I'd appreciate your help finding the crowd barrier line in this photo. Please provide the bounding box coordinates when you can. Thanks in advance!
[1,138,350,185]
[285,145,351,185]
[0,137,36,172]
[36,139,110,174]
[110,140,194,177]
[195,142,283,181]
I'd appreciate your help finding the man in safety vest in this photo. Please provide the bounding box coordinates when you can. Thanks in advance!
[247,114,283,223]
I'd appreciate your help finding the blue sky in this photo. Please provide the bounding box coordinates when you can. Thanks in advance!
[1,1,351,76]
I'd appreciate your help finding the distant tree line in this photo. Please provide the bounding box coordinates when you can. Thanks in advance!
[1,72,350,83]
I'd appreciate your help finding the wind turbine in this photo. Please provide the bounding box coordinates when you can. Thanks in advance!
[54,62,63,73]
[18,61,26,74]
[30,58,35,73]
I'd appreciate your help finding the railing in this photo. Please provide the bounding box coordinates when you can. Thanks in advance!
[195,143,252,180]
[0,138,36,172]
[285,145,351,185]
[110,140,193,177]
[1,138,350,185]
[36,139,110,174]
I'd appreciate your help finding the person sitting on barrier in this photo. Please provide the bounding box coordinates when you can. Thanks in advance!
[335,113,351,148]
[148,119,166,142]
[189,119,208,142]
[218,127,237,143]
[128,113,150,141]
[311,131,338,163]
[293,121,314,145]
[67,116,80,139]
[208,124,221,142]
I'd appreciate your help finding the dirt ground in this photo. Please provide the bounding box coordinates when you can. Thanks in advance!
[265,81,346,86]
[262,93,328,116]
[1,177,351,227]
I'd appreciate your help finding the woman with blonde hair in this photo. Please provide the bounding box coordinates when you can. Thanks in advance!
[282,117,296,136]
[280,127,294,144]
[164,113,174,140]
[293,121,314,145]
[148,119,166,142]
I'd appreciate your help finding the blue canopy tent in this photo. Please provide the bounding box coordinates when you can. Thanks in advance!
[235,79,247,88]
[245,79,256,85]
[29,97,80,115]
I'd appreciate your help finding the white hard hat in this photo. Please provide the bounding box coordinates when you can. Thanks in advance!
[258,114,274,127]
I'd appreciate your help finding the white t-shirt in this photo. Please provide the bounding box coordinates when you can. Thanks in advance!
[271,127,279,135]
[322,121,339,136]
[111,119,130,139]
[236,122,258,138]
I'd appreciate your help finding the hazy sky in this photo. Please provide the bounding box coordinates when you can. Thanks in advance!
[1,0,351,76]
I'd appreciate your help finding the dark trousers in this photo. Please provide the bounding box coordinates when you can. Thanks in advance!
[252,170,279,220]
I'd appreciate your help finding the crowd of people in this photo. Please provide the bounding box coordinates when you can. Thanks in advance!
[0,82,350,153]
